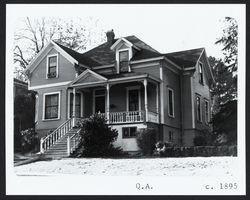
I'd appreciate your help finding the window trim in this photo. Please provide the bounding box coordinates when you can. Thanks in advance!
[196,94,202,122]
[42,91,61,121]
[35,94,39,123]
[67,89,84,119]
[116,48,132,73]
[198,62,204,85]
[126,86,141,112]
[167,87,175,118]
[122,126,137,138]
[204,99,210,125]
[46,53,59,79]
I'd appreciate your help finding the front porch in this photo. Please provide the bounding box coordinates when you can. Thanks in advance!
[70,70,161,125]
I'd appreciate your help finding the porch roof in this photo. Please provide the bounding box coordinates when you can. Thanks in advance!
[70,70,160,88]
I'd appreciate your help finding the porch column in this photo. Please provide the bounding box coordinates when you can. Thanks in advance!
[106,83,110,124]
[156,83,159,113]
[144,79,148,122]
[73,87,76,126]
[156,83,159,123]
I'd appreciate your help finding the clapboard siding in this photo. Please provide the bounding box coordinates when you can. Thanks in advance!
[30,48,76,87]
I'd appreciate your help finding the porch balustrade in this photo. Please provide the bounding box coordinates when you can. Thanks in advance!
[108,111,145,124]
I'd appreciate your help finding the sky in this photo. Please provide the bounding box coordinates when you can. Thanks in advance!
[8,4,245,59]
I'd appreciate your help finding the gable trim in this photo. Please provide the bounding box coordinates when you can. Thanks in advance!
[70,69,107,86]
[25,41,79,74]
[110,37,140,51]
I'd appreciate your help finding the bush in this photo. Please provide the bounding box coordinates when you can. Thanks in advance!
[20,128,39,153]
[193,135,207,146]
[78,114,123,157]
[158,145,237,157]
[136,128,156,155]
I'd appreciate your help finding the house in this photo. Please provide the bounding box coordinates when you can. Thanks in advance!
[25,30,214,156]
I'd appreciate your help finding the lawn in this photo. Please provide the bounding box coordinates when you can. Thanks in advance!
[14,156,237,176]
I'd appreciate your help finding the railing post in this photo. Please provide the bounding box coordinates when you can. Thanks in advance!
[67,136,71,156]
[40,137,44,153]
[106,83,110,124]
[73,88,76,127]
[144,79,148,122]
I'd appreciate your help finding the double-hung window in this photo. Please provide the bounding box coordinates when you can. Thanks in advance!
[196,95,202,122]
[205,100,209,124]
[168,88,174,117]
[198,63,204,84]
[44,92,60,120]
[119,50,129,72]
[47,54,58,78]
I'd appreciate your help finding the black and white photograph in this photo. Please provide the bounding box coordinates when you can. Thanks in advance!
[5,3,246,195]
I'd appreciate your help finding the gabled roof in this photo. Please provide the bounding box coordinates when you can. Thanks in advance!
[54,42,101,67]
[83,35,161,67]
[163,48,204,68]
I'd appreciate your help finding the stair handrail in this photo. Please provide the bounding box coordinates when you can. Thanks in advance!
[40,117,74,153]
[67,128,82,156]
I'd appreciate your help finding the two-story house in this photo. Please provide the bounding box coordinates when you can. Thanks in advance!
[25,30,214,157]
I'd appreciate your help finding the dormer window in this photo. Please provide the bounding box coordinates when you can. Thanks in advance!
[198,62,204,84]
[119,50,129,73]
[47,54,58,78]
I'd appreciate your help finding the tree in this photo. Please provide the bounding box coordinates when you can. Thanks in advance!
[209,17,238,111]
[14,17,105,80]
[209,17,238,145]
[212,100,237,145]
[215,17,238,73]
[209,56,236,113]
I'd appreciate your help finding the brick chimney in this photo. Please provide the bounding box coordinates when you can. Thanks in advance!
[106,29,115,44]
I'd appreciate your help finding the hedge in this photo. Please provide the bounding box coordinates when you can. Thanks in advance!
[158,145,237,157]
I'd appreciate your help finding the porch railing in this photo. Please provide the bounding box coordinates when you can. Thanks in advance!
[40,117,74,153]
[67,128,81,156]
[109,111,144,124]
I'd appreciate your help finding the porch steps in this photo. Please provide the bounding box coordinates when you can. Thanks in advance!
[43,127,81,159]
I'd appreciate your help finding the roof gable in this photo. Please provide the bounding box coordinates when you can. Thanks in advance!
[25,41,79,74]
[71,69,107,86]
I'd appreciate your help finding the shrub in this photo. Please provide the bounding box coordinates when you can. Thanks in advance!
[78,114,123,157]
[20,128,39,153]
[158,145,237,157]
[193,135,207,146]
[136,128,156,155]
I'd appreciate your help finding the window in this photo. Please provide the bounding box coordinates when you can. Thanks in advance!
[196,95,202,122]
[44,92,60,120]
[205,100,209,124]
[168,88,174,117]
[47,54,58,78]
[169,131,174,142]
[198,63,204,84]
[70,93,81,118]
[119,50,129,72]
[122,127,137,138]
